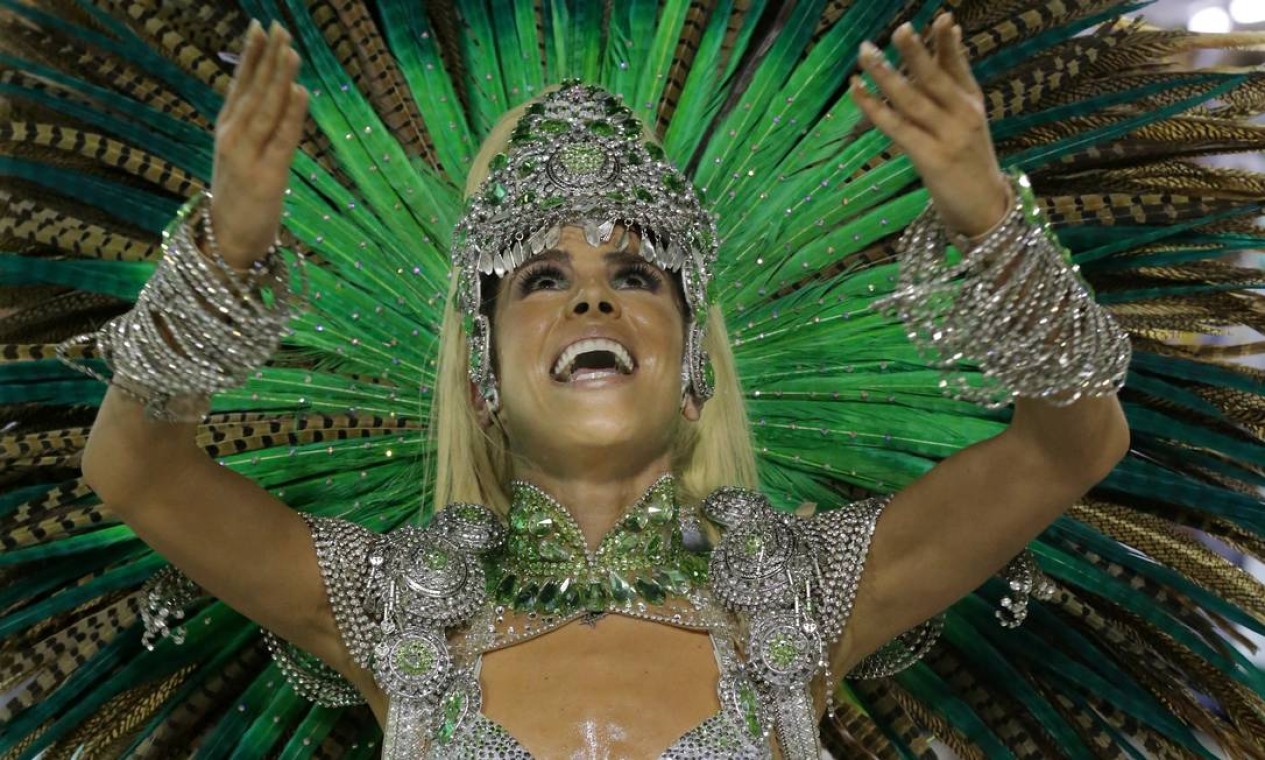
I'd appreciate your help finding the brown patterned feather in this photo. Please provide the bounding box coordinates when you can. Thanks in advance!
[654,0,712,136]
[1080,692,1196,759]
[2,122,200,195]
[127,639,271,757]
[305,0,441,173]
[886,679,987,760]
[853,679,938,759]
[925,647,1054,759]
[1071,501,1265,621]
[45,664,195,760]
[0,591,138,722]
[820,697,899,760]
[0,193,158,262]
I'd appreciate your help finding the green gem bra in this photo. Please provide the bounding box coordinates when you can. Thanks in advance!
[292,474,907,759]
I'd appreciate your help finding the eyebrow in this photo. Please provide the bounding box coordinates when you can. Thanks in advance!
[524,248,648,267]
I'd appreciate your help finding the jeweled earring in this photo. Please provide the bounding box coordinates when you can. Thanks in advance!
[482,369,501,415]
[468,313,500,414]
[685,320,714,402]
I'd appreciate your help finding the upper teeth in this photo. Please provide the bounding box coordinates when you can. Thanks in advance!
[552,338,635,379]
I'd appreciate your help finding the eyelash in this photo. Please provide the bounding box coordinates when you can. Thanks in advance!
[516,261,663,296]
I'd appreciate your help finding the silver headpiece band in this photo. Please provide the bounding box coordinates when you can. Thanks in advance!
[451,81,718,407]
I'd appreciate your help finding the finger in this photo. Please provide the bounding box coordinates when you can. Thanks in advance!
[263,83,310,165]
[219,20,265,124]
[941,21,982,98]
[892,22,956,111]
[236,22,286,126]
[245,21,283,94]
[849,75,934,153]
[859,41,943,133]
[247,33,299,152]
[234,24,289,147]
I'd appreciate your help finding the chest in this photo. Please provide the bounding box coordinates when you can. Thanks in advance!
[476,616,724,758]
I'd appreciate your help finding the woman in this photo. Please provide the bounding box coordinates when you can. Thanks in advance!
[71,11,1132,758]
[3,2,1262,758]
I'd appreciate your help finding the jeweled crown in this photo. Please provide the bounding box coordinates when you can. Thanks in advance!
[450,81,717,321]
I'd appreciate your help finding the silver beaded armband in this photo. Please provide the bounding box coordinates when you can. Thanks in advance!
[139,565,204,650]
[872,170,1131,409]
[55,191,301,422]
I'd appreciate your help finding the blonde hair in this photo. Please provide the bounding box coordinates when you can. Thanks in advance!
[428,91,759,516]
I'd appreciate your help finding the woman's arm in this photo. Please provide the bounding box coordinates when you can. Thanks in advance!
[831,13,1131,672]
[81,387,361,683]
[831,394,1128,673]
[77,20,378,699]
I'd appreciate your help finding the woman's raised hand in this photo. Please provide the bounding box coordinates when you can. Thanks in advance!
[209,19,309,268]
[849,13,1011,239]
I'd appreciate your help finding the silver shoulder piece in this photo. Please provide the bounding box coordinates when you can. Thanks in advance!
[704,488,906,759]
[270,505,504,750]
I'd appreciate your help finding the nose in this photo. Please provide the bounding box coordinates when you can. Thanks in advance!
[567,279,621,318]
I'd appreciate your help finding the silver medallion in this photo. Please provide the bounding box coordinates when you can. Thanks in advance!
[374,626,454,700]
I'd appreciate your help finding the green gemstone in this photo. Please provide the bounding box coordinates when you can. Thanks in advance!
[509,510,530,533]
[626,150,643,166]
[423,547,450,570]
[587,120,616,137]
[645,498,674,524]
[527,102,546,115]
[739,682,761,738]
[742,533,764,556]
[517,159,536,178]
[660,569,690,593]
[644,533,662,559]
[558,143,606,174]
[538,579,560,612]
[395,639,435,676]
[613,531,641,553]
[537,538,573,562]
[489,153,509,172]
[453,503,484,521]
[514,582,539,609]
[509,131,536,145]
[561,582,581,610]
[540,118,569,134]
[768,633,800,668]
[604,189,628,202]
[634,187,654,203]
[495,573,518,605]
[635,578,665,605]
[608,570,635,603]
[622,510,649,532]
[583,582,607,612]
[663,173,685,194]
[540,196,566,209]
[519,189,537,206]
[621,119,641,136]
[645,142,665,160]
[436,690,464,744]
[526,511,554,537]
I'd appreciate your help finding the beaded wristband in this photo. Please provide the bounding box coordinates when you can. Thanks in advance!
[871,169,1130,409]
[196,189,281,289]
[55,192,298,422]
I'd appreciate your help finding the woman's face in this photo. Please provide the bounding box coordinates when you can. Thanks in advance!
[485,224,696,475]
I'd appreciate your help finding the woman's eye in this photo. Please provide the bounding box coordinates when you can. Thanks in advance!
[616,265,662,291]
[518,265,568,294]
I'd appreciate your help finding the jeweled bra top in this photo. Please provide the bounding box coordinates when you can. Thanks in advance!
[282,475,917,759]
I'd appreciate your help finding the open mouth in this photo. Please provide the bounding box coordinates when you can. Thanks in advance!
[551,338,637,382]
